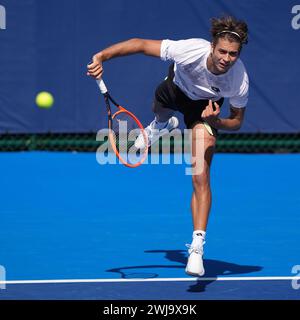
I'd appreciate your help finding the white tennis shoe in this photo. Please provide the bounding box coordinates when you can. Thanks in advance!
[134,116,179,149]
[185,239,205,277]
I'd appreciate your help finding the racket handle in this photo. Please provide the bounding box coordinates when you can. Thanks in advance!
[88,60,107,94]
[96,79,108,94]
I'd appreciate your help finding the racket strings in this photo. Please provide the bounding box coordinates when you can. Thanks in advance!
[110,111,148,166]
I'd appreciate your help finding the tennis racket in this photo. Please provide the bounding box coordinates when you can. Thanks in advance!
[95,78,148,168]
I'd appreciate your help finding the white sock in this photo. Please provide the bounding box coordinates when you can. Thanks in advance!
[153,117,169,129]
[192,230,206,247]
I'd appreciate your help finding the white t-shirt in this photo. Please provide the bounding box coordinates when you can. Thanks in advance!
[160,38,249,108]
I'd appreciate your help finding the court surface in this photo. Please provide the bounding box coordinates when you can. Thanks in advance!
[0,152,299,299]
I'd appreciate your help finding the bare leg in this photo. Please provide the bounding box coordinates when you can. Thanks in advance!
[190,123,217,232]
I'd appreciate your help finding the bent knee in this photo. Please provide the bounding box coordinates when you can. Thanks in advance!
[192,170,210,189]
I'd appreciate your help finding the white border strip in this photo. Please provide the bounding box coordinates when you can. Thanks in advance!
[1,276,300,285]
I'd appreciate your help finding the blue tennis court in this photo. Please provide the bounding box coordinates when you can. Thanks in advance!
[0,152,299,300]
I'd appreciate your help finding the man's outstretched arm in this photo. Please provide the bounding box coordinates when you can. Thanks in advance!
[87,38,162,79]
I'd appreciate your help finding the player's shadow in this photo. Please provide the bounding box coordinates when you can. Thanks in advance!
[106,249,263,293]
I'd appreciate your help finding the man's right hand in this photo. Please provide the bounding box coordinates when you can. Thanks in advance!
[87,54,103,79]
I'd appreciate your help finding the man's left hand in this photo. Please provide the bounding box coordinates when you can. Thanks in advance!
[201,100,221,128]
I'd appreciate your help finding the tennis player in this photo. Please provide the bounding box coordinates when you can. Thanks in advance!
[87,15,249,276]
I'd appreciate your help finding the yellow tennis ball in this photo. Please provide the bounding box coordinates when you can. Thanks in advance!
[35,91,54,108]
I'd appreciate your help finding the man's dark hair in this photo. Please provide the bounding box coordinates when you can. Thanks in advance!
[210,15,248,47]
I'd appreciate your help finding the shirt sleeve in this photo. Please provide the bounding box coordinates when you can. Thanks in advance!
[160,38,207,65]
[229,71,249,108]
[160,39,176,61]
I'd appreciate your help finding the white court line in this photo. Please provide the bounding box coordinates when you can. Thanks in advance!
[1,276,299,285]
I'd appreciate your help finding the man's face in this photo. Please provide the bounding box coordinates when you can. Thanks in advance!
[210,38,240,74]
